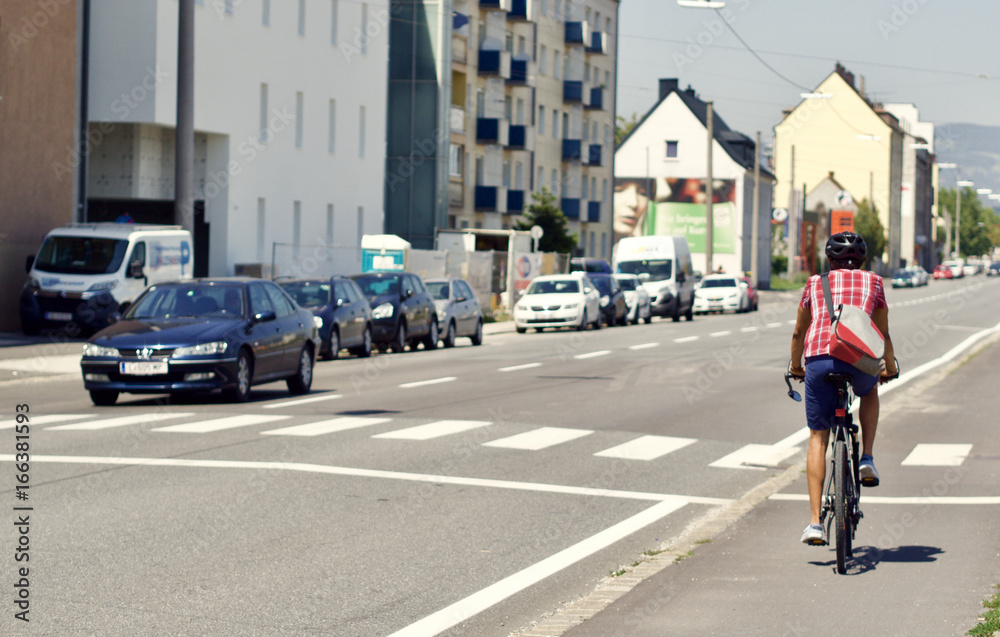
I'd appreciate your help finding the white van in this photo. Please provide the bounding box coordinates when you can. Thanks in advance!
[20,223,193,335]
[613,235,695,321]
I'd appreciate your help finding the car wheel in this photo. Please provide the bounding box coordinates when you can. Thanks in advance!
[442,321,457,348]
[377,343,388,353]
[535,328,545,333]
[470,319,483,346]
[89,390,118,406]
[224,350,253,403]
[351,325,373,357]
[423,318,439,350]
[592,311,602,330]
[753,299,758,311]
[390,321,407,353]
[515,327,527,334]
[577,309,588,331]
[286,346,314,394]
[685,304,694,321]
[320,327,339,361]
[619,309,629,326]
[672,306,681,322]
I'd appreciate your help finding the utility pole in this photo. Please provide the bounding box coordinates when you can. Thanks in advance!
[955,184,962,258]
[788,145,797,278]
[750,131,760,286]
[705,101,714,273]
[175,0,195,234]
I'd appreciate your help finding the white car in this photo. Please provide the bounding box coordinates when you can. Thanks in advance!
[513,275,601,333]
[693,274,751,314]
[614,274,652,324]
[905,265,929,286]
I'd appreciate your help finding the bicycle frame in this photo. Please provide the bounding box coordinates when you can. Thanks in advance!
[819,374,862,566]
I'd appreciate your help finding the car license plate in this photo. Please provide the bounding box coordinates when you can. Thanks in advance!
[45,312,73,322]
[120,361,168,376]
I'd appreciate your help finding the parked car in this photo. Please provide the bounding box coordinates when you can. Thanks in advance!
[932,265,953,280]
[987,262,1000,276]
[278,277,373,360]
[942,260,965,279]
[424,277,484,347]
[350,272,438,353]
[890,269,916,288]
[513,274,601,332]
[80,279,320,405]
[963,264,978,277]
[693,274,751,314]
[739,276,759,311]
[906,265,929,286]
[584,273,628,326]
[614,274,653,324]
[569,258,612,274]
[613,235,695,321]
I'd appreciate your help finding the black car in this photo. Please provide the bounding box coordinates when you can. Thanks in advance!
[80,279,320,405]
[278,277,373,360]
[585,273,628,326]
[349,272,438,353]
[988,261,1000,276]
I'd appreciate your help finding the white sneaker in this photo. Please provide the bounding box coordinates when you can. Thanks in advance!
[800,524,825,545]
[859,457,880,487]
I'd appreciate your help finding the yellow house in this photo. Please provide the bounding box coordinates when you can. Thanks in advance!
[773,65,903,268]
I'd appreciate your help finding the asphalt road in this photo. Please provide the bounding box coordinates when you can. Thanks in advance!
[0,276,998,636]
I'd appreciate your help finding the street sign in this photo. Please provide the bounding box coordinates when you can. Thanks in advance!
[772,208,788,223]
[834,190,853,208]
[529,225,544,240]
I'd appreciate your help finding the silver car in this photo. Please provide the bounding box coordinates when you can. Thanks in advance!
[614,274,653,324]
[424,278,484,347]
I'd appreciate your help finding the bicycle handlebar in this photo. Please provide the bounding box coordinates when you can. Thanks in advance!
[783,358,900,401]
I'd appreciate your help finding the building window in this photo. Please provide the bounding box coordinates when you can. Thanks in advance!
[257,198,266,259]
[476,87,485,117]
[553,51,560,79]
[604,70,610,87]
[326,204,334,245]
[331,0,339,44]
[561,112,568,138]
[602,179,608,202]
[601,233,607,259]
[361,3,369,55]
[538,106,545,135]
[475,155,484,185]
[298,0,306,35]
[504,96,513,121]
[589,232,595,256]
[591,177,596,202]
[502,160,511,188]
[665,140,679,159]
[515,161,523,189]
[293,201,302,256]
[516,98,524,125]
[262,0,270,25]
[357,207,365,245]
[328,99,336,153]
[592,121,598,142]
[295,91,304,148]
[606,17,611,32]
[449,144,463,178]
[505,30,513,52]
[582,177,588,200]
[518,35,526,55]
[552,110,558,138]
[551,168,558,194]
[259,83,268,143]
[359,105,366,158]
[580,230,586,251]
[537,166,544,190]
[539,45,547,75]
[584,63,590,82]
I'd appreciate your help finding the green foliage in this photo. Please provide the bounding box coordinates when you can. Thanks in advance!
[615,113,640,146]
[967,584,1000,635]
[939,187,1000,258]
[771,253,788,276]
[515,188,578,254]
[854,198,886,263]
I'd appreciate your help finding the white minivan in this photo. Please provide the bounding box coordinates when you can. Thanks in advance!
[20,223,193,335]
[613,235,695,322]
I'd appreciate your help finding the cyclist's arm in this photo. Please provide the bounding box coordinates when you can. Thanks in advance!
[872,306,897,376]
[789,306,811,376]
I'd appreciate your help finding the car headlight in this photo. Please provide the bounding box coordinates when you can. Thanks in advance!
[26,277,40,290]
[172,341,228,357]
[82,343,119,357]
[88,280,117,292]
[727,291,738,298]
[515,304,527,311]
[313,316,324,330]
[372,302,394,319]
[600,295,610,305]
[564,303,580,309]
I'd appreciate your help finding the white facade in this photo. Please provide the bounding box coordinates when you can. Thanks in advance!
[883,103,934,268]
[87,0,388,276]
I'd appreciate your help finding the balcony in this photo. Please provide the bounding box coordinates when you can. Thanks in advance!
[507,58,535,87]
[449,181,465,207]
[563,80,583,104]
[478,49,511,78]
[561,198,581,219]
[585,87,604,111]
[588,144,602,166]
[565,21,590,47]
[450,105,466,133]
[480,0,511,10]
[507,125,535,151]
[586,31,606,55]
[587,201,600,223]
[562,139,583,162]
[507,190,525,213]
[507,0,534,21]
[476,118,509,146]
[452,36,468,64]
[475,185,508,212]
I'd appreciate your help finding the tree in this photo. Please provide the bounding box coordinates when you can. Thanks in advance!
[515,188,577,254]
[615,113,640,146]
[854,198,886,265]
[938,187,1000,258]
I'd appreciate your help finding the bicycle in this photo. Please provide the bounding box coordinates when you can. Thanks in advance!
[784,363,898,574]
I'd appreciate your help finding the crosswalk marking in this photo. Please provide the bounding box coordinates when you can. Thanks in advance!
[373,420,491,441]
[262,394,342,409]
[1,414,94,430]
[901,444,973,466]
[594,435,696,461]
[262,417,391,437]
[152,414,291,433]
[48,412,195,431]
[483,427,593,451]
[709,444,801,470]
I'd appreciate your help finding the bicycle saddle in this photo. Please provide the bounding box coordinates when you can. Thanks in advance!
[824,372,855,386]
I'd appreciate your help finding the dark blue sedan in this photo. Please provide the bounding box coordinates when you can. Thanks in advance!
[80,279,320,405]
[278,277,373,360]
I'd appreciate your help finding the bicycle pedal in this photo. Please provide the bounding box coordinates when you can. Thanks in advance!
[860,477,879,487]
[807,539,828,546]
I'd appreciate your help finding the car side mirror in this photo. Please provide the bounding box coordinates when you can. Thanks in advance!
[252,310,277,324]
[740,281,749,290]
[129,261,144,279]
[108,312,122,325]
[403,289,414,299]
[455,296,466,303]
[336,298,345,308]
[25,255,35,273]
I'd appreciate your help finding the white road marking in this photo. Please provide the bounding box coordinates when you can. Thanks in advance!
[262,394,342,409]
[770,493,1000,505]
[674,336,699,343]
[767,323,783,328]
[48,412,195,431]
[740,327,759,333]
[709,331,731,337]
[0,354,82,375]
[498,363,542,372]
[261,417,391,437]
[786,320,796,325]
[901,444,973,466]
[483,427,593,451]
[628,343,659,350]
[575,350,610,359]
[0,414,94,430]
[594,435,696,461]
[399,377,456,388]
[373,420,492,441]
[153,414,291,433]
[708,444,802,470]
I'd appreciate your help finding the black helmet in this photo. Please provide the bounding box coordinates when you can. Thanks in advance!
[826,232,867,261]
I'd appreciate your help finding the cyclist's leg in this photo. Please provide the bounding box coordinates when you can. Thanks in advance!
[807,428,830,525]
[858,386,879,457]
[804,356,837,525]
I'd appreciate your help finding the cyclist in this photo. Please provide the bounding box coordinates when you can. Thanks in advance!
[788,232,898,544]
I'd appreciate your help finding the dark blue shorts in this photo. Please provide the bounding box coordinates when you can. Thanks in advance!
[804,355,878,431]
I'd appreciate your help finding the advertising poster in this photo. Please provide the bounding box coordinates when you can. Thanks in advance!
[613,177,737,253]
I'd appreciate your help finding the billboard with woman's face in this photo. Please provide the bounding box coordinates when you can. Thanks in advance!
[614,177,737,254]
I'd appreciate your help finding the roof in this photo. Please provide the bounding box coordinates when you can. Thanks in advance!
[51,223,187,237]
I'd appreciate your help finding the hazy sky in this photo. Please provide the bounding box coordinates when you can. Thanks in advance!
[616,0,1000,153]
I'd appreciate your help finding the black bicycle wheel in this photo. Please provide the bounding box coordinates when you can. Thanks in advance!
[834,439,850,574]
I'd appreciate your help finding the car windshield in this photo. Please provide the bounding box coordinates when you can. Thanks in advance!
[701,278,737,288]
[426,282,449,300]
[893,270,912,278]
[354,275,400,297]
[616,259,672,282]
[590,277,612,295]
[127,284,246,319]
[33,236,128,275]
[615,277,637,291]
[280,282,331,308]
[526,279,579,294]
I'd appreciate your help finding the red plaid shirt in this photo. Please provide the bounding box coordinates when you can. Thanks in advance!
[799,269,887,358]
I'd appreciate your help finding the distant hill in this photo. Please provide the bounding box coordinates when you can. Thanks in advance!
[934,124,1000,204]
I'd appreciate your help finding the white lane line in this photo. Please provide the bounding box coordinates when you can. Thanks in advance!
[48,412,195,431]
[399,377,456,389]
[708,444,801,470]
[740,327,759,333]
[767,323,783,329]
[786,320,796,325]
[262,394,342,409]
[674,336,699,343]
[709,331,731,337]
[575,350,610,360]
[483,427,593,451]
[153,414,290,433]
[901,444,973,466]
[373,420,492,441]
[1,414,94,430]
[594,435,697,461]
[261,417,391,437]
[628,342,659,350]
[770,493,1000,505]
[498,363,542,372]
[386,499,688,637]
